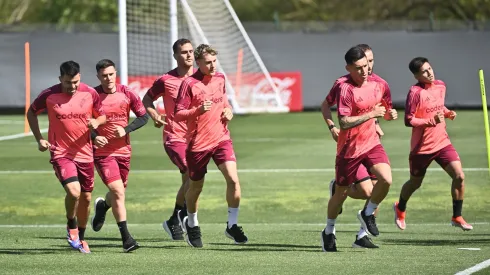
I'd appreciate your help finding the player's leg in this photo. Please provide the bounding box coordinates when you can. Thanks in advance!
[358,145,392,237]
[214,140,248,244]
[163,142,188,240]
[91,156,114,232]
[393,152,431,230]
[52,158,83,250]
[183,150,212,248]
[321,156,359,252]
[436,145,472,230]
[75,161,95,253]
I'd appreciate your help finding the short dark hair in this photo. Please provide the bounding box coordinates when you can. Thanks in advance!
[356,44,372,52]
[344,46,366,65]
[172,38,192,54]
[96,59,116,73]
[408,57,429,74]
[59,61,80,77]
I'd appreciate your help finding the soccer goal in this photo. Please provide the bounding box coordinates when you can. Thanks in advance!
[118,0,289,114]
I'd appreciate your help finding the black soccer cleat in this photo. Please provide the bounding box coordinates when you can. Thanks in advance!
[184,217,203,248]
[329,179,343,215]
[357,210,379,237]
[123,237,140,253]
[225,223,248,244]
[177,209,188,233]
[352,235,379,248]
[91,197,109,232]
[321,229,337,252]
[162,218,184,241]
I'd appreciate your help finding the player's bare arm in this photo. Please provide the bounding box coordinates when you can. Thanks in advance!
[88,115,107,130]
[142,93,166,127]
[26,107,51,151]
[339,103,385,130]
[320,99,339,142]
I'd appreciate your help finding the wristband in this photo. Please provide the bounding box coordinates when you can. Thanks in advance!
[328,124,336,130]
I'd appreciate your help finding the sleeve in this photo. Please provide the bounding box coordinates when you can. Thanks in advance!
[223,79,232,109]
[124,113,149,133]
[91,90,105,118]
[30,89,51,114]
[174,80,198,121]
[337,85,353,116]
[381,81,393,109]
[404,88,436,127]
[146,78,165,101]
[325,81,340,107]
[127,87,147,117]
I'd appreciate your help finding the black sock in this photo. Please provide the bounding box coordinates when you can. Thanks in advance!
[67,218,77,229]
[118,221,131,242]
[79,227,86,241]
[398,196,408,212]
[171,203,185,219]
[453,200,463,218]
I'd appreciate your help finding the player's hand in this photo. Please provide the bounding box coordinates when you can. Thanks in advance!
[330,127,339,142]
[113,126,127,138]
[446,110,457,120]
[94,136,108,148]
[37,139,51,152]
[153,114,166,128]
[199,100,212,114]
[87,118,100,130]
[434,112,445,124]
[222,108,233,121]
[371,103,386,118]
[388,109,398,120]
[375,123,384,138]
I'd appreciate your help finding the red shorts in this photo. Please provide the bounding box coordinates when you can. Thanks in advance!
[187,139,236,181]
[164,141,188,174]
[335,144,390,187]
[355,165,377,184]
[94,156,131,187]
[409,144,460,177]
[50,157,94,192]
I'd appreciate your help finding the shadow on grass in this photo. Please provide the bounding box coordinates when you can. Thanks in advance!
[0,248,66,255]
[206,242,365,253]
[381,238,490,246]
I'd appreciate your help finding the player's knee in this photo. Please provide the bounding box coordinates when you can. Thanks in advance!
[111,188,125,201]
[453,171,465,184]
[226,178,240,188]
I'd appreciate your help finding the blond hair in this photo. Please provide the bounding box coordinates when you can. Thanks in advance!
[194,44,218,60]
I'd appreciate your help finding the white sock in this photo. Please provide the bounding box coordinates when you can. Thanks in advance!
[187,211,198,228]
[227,207,239,228]
[325,218,336,234]
[357,226,368,239]
[364,201,378,216]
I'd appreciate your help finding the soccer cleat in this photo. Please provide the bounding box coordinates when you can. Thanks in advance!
[162,218,184,241]
[177,209,188,233]
[357,209,379,237]
[393,202,406,230]
[225,223,248,244]
[66,227,81,250]
[78,240,91,253]
[329,179,343,215]
[451,216,473,231]
[320,229,337,252]
[352,235,379,249]
[183,217,203,248]
[123,237,140,253]
[91,197,108,232]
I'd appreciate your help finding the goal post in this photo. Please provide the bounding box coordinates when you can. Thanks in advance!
[119,0,289,114]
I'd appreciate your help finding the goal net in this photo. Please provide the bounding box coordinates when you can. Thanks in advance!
[121,0,289,114]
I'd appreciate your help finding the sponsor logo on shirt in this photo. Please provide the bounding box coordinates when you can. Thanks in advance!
[56,112,87,120]
[107,113,127,122]
[356,106,375,115]
[200,96,223,105]
[425,105,444,113]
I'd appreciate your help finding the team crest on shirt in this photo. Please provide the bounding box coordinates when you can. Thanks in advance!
[79,98,87,109]
[119,99,129,111]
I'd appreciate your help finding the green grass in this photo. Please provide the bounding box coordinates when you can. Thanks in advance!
[0,111,489,274]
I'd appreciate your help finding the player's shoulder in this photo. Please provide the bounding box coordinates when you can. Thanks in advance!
[338,81,355,94]
[78,82,97,94]
[371,73,388,85]
[409,82,425,94]
[117,84,139,99]
[433,79,446,87]
[334,74,349,85]
[93,85,104,94]
[162,68,179,81]
[39,83,62,97]
[214,72,226,80]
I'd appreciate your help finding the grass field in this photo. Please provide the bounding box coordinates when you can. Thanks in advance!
[0,111,489,275]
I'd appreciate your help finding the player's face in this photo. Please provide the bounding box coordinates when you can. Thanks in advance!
[59,73,81,95]
[97,66,117,91]
[174,43,194,67]
[346,57,369,85]
[415,62,435,84]
[197,53,217,76]
[364,50,374,75]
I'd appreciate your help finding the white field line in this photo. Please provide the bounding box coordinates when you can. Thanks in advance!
[0,128,48,142]
[455,259,490,275]
[0,222,488,228]
[0,167,488,175]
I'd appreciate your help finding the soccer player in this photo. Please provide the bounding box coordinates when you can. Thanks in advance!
[90,59,148,252]
[320,46,397,252]
[142,38,195,241]
[174,44,248,248]
[393,57,473,231]
[321,44,391,248]
[26,61,106,254]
